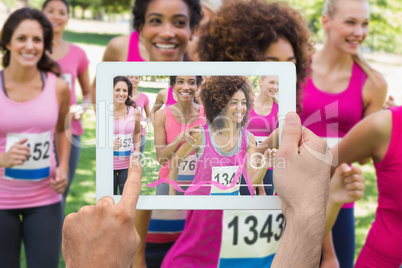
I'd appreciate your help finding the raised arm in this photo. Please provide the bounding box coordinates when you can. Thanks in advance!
[168,132,201,195]
[133,108,142,155]
[52,77,71,194]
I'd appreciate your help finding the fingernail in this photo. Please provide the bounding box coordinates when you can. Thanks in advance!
[285,112,298,125]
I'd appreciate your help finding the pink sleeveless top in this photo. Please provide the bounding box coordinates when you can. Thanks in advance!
[247,101,278,137]
[113,106,136,170]
[186,125,248,195]
[355,106,402,267]
[158,105,205,180]
[166,87,177,107]
[127,31,145,62]
[0,73,60,209]
[299,61,367,209]
[57,43,89,136]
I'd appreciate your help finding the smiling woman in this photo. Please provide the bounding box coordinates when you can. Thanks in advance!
[113,76,141,195]
[0,7,70,267]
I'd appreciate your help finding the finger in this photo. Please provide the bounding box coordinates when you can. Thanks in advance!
[299,127,328,155]
[118,158,142,213]
[17,138,28,145]
[338,163,352,176]
[15,147,30,156]
[278,112,301,156]
[389,95,394,101]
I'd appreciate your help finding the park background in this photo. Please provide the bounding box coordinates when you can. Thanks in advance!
[0,0,401,266]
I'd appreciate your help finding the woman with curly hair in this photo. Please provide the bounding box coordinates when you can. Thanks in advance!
[163,76,276,267]
[198,0,313,111]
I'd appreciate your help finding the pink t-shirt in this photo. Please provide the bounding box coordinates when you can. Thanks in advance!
[57,43,90,136]
[132,93,149,136]
[355,106,402,267]
[299,61,367,209]
[113,106,136,170]
[0,73,61,209]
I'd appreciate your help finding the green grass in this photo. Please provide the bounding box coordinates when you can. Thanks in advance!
[63,30,120,46]
[137,86,164,95]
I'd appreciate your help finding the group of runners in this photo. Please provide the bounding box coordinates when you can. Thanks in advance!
[1,0,401,267]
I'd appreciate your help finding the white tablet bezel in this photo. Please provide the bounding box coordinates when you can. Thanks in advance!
[96,62,296,209]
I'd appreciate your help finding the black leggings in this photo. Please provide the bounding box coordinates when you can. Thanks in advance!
[114,169,128,195]
[0,202,62,268]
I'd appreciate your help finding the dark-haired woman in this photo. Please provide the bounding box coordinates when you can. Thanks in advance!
[113,76,141,195]
[0,8,71,267]
[42,0,91,207]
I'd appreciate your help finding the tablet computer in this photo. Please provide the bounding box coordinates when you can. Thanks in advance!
[96,62,296,209]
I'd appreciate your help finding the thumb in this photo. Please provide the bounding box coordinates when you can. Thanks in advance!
[389,95,394,101]
[279,112,302,156]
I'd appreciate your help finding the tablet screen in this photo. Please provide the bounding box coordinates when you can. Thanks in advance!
[96,62,296,209]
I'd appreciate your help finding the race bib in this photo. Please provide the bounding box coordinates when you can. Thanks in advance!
[211,166,240,195]
[4,132,51,181]
[218,210,285,267]
[61,73,72,89]
[254,136,267,146]
[177,154,196,182]
[113,134,132,157]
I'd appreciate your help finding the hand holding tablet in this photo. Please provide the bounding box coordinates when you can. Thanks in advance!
[62,157,142,268]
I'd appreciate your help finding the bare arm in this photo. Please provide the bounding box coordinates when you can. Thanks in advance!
[154,108,195,165]
[331,110,392,169]
[362,72,387,118]
[255,128,279,154]
[52,78,71,194]
[133,109,142,154]
[168,132,201,195]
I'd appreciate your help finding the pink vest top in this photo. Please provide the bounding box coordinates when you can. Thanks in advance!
[299,62,367,138]
[57,44,89,136]
[166,87,177,107]
[187,125,248,195]
[299,61,367,209]
[113,106,136,170]
[247,101,278,137]
[0,73,60,209]
[127,31,145,62]
[158,105,206,180]
[355,106,402,267]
